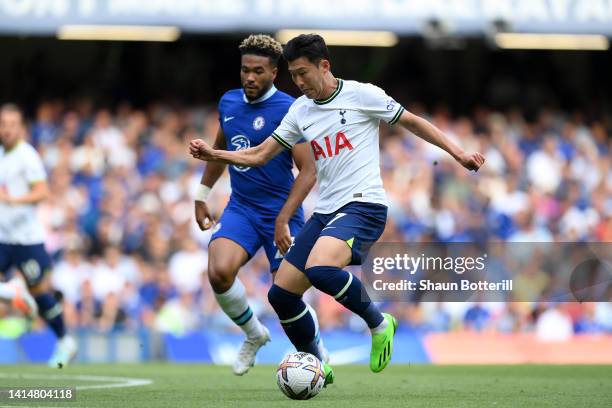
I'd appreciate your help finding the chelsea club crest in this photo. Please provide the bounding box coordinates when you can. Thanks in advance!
[253,116,265,130]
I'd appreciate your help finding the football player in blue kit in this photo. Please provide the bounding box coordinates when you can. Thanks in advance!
[193,35,327,375]
[191,34,485,384]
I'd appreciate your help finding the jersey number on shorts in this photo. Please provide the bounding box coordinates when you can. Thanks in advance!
[20,259,42,282]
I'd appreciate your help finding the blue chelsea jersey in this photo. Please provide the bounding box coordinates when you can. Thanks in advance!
[218,86,304,219]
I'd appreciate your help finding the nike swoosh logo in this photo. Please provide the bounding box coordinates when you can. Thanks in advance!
[224,116,235,122]
[302,123,315,131]
[322,226,336,231]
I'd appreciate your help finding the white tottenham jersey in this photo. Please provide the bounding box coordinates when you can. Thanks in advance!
[0,141,47,244]
[272,79,404,214]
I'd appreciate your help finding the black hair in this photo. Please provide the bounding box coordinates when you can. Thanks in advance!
[283,34,330,64]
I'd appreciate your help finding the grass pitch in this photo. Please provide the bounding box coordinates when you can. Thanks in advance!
[0,364,610,407]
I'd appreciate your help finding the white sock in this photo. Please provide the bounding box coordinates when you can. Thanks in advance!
[371,315,389,335]
[306,303,330,361]
[215,278,265,339]
[306,303,322,345]
[0,283,17,301]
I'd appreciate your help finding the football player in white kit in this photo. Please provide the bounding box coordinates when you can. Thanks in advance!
[0,104,77,367]
[190,34,485,382]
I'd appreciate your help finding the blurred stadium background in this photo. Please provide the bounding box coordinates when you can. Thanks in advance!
[0,0,611,365]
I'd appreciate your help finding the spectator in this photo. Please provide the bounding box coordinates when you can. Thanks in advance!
[0,101,605,335]
[168,238,207,294]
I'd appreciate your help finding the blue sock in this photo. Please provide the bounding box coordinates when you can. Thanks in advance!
[305,266,384,329]
[268,284,321,360]
[34,293,66,338]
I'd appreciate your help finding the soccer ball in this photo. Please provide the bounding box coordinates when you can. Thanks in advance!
[276,352,325,400]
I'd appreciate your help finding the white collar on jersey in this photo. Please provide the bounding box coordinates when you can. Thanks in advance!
[242,85,277,104]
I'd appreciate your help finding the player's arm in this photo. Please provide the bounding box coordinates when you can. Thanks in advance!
[194,127,227,231]
[396,111,485,171]
[190,135,284,167]
[274,143,317,254]
[0,181,49,205]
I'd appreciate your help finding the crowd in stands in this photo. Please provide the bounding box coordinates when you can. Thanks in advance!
[1,98,611,338]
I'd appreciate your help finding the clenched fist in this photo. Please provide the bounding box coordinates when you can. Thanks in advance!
[189,139,214,161]
[457,151,486,172]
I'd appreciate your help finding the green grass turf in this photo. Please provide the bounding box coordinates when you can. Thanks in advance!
[0,364,610,407]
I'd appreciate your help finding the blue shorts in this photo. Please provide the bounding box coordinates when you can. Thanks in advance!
[0,243,52,287]
[210,200,304,273]
[284,201,388,271]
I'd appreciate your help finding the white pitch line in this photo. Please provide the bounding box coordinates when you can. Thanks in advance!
[77,377,152,390]
[0,372,153,391]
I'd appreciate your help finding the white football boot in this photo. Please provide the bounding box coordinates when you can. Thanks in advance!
[48,335,78,368]
[233,326,271,375]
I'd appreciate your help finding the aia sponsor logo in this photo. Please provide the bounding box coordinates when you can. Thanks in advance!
[310,132,353,161]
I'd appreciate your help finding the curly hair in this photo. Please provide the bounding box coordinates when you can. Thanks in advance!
[239,34,283,67]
